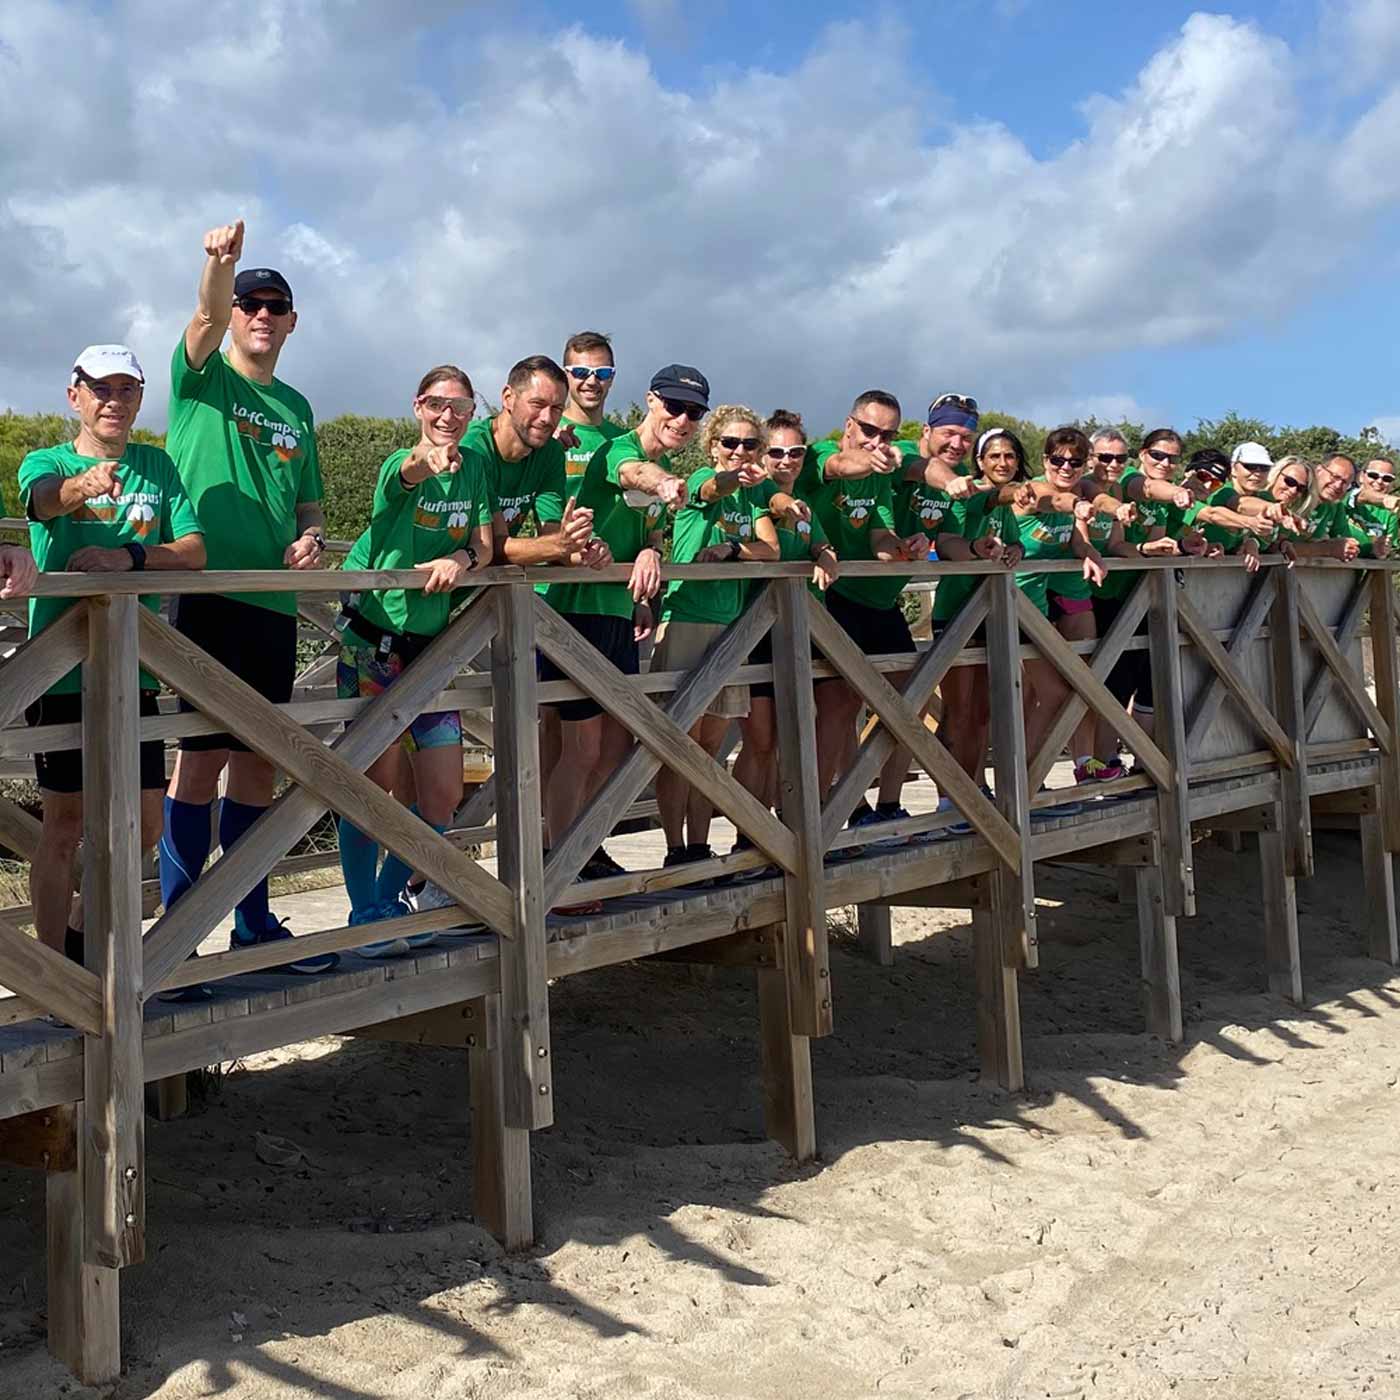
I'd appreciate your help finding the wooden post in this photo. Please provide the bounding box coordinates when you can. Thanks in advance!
[1148,570,1196,917]
[757,959,816,1160]
[771,582,831,1038]
[856,903,893,967]
[490,586,552,1129]
[1270,568,1314,878]
[47,1107,120,1384]
[467,995,533,1248]
[1259,802,1303,1003]
[147,1074,189,1121]
[973,905,1023,1091]
[1367,570,1400,853]
[1135,859,1182,1041]
[82,594,145,1269]
[985,574,1037,967]
[1360,808,1399,965]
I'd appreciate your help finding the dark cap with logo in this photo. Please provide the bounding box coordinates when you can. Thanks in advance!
[649,364,709,409]
[233,267,294,305]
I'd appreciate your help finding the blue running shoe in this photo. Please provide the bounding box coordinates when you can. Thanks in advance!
[232,914,341,974]
[347,902,411,960]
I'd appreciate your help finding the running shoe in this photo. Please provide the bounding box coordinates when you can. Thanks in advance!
[229,914,341,974]
[580,848,628,881]
[348,901,412,960]
[1033,783,1084,819]
[1074,757,1126,785]
[849,805,911,849]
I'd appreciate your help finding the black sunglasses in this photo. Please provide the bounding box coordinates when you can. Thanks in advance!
[1280,473,1310,492]
[659,396,706,422]
[1095,452,1129,466]
[719,435,760,451]
[1047,454,1085,469]
[851,416,898,444]
[234,295,292,317]
[1147,448,1182,465]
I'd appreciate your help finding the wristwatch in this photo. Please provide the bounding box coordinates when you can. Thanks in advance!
[462,543,479,571]
[123,542,147,572]
[305,530,326,552]
[726,538,742,560]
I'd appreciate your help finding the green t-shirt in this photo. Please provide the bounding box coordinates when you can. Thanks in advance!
[560,416,628,493]
[1283,498,1375,553]
[343,449,492,637]
[1345,488,1399,551]
[165,342,323,615]
[461,417,565,536]
[1096,468,1192,599]
[19,441,202,694]
[1195,485,1251,553]
[740,482,830,604]
[797,441,902,610]
[1013,509,1076,616]
[546,429,672,621]
[931,490,1013,623]
[661,467,768,625]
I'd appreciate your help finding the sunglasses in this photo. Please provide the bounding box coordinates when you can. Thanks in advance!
[765,445,806,461]
[1147,449,1182,465]
[851,416,898,444]
[418,394,475,418]
[1095,452,1129,466]
[1193,468,1229,483]
[929,392,978,414]
[1047,454,1085,470]
[1280,473,1310,492]
[566,365,617,382]
[719,435,760,452]
[75,373,142,402]
[233,295,293,317]
[660,397,706,422]
[1365,470,1396,484]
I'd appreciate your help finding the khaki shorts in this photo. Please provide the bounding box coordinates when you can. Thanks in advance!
[653,619,750,718]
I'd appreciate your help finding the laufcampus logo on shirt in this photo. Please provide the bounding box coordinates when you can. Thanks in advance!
[622,488,665,524]
[73,490,163,537]
[232,404,303,463]
[719,507,753,540]
[834,490,876,527]
[1030,519,1074,546]
[917,496,947,529]
[414,497,475,540]
[498,494,532,529]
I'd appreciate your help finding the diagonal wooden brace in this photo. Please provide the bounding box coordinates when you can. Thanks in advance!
[1294,581,1392,750]
[1184,571,1275,755]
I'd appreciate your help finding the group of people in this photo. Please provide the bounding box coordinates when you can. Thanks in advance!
[10,220,1398,971]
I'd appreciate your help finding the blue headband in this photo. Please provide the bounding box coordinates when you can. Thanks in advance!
[927,405,980,431]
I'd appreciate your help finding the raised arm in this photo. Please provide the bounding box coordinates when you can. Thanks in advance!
[185,221,243,371]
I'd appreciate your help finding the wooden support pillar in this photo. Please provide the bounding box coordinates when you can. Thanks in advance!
[490,587,552,1129]
[1135,860,1182,1041]
[82,594,145,1270]
[1270,569,1314,878]
[1116,867,1137,904]
[147,1074,189,1121]
[855,903,893,967]
[1212,828,1248,854]
[973,904,1023,1091]
[467,995,533,1249]
[1147,570,1195,916]
[47,1106,120,1385]
[1259,803,1303,1003]
[757,959,816,1160]
[1367,571,1400,853]
[1360,809,1399,965]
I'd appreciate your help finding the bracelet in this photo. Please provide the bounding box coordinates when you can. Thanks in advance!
[304,530,326,551]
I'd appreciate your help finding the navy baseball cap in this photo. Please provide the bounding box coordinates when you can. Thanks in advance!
[649,364,709,409]
[233,267,294,304]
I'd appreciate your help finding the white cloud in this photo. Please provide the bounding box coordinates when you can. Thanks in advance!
[0,5,1398,434]
[1322,0,1400,85]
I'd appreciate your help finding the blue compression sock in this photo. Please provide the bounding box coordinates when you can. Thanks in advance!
[338,818,381,917]
[374,806,447,908]
[159,796,213,911]
[220,798,272,940]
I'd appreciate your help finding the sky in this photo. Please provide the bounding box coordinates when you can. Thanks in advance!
[2,0,1399,440]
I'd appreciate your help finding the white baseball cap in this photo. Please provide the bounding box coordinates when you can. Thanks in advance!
[1230,440,1273,468]
[71,344,145,385]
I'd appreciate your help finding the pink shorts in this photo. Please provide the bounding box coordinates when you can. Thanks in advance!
[1050,594,1095,617]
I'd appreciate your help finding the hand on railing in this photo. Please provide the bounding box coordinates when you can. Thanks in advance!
[1140,535,1182,558]
[971,535,1006,564]
[0,546,36,599]
[1081,554,1108,587]
[68,545,136,573]
[556,497,596,562]
[283,532,327,570]
[811,544,838,592]
[415,553,473,593]
[628,547,662,602]
[1242,539,1262,574]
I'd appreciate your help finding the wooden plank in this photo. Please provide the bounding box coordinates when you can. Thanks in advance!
[807,596,1023,871]
[855,904,893,967]
[490,587,552,1130]
[340,1002,483,1047]
[147,1074,188,1122]
[757,962,816,1161]
[469,995,533,1249]
[47,1107,121,1385]
[0,916,103,1035]
[986,574,1037,968]
[1013,589,1174,791]
[1367,572,1400,852]
[649,927,782,968]
[0,995,42,1028]
[1259,816,1303,1003]
[81,595,145,1271]
[1303,573,1370,734]
[540,590,780,907]
[871,874,992,909]
[1361,809,1399,965]
[1135,860,1182,1042]
[1027,573,1151,793]
[773,584,831,1038]
[141,595,500,988]
[1294,582,1392,750]
[972,907,1023,1092]
[1184,572,1275,755]
[819,583,989,844]
[1044,833,1158,867]
[1270,569,1315,878]
[1148,571,1196,917]
[0,795,43,861]
[137,606,514,941]
[0,1102,76,1171]
[1176,590,1295,770]
[0,603,90,732]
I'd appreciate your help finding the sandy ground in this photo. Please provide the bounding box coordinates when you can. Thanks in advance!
[4,828,1400,1399]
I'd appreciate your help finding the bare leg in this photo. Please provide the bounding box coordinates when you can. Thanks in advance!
[687,714,731,849]
[876,668,912,807]
[543,716,603,848]
[1055,610,1097,764]
[30,793,83,953]
[815,680,861,807]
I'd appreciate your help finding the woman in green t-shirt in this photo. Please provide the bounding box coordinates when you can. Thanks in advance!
[654,405,779,872]
[336,364,494,951]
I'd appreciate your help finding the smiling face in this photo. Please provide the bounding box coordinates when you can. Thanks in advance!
[978,434,1021,486]
[1043,445,1088,491]
[922,422,975,471]
[645,390,703,452]
[1230,459,1270,495]
[414,376,474,448]
[503,371,568,450]
[840,400,901,455]
[1315,456,1355,503]
[1270,461,1311,506]
[1090,435,1130,485]
[67,373,142,452]
[1140,436,1183,482]
[765,426,807,489]
[563,345,615,418]
[710,416,761,473]
[230,289,297,362]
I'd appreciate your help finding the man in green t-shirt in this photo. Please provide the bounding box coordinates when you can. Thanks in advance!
[159,219,336,975]
[540,364,701,911]
[1285,453,1383,561]
[1347,457,1400,551]
[557,329,629,490]
[20,344,205,964]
